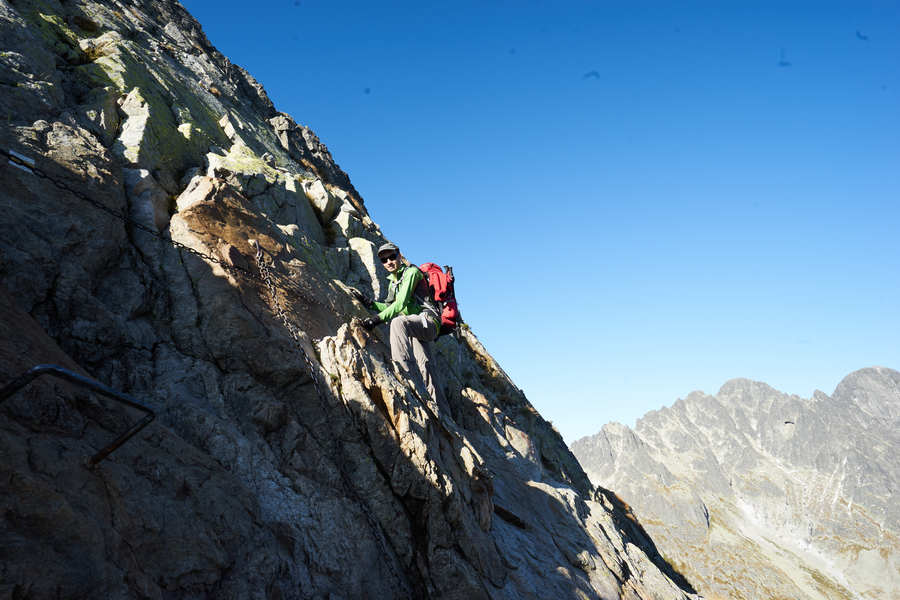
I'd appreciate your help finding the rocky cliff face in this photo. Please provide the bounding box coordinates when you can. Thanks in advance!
[571,368,900,600]
[0,1,697,598]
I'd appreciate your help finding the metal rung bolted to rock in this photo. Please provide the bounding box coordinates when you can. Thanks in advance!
[0,364,155,466]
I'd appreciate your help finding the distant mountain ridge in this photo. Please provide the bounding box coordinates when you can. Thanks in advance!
[571,367,900,600]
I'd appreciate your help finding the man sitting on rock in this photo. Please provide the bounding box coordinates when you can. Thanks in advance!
[353,243,444,406]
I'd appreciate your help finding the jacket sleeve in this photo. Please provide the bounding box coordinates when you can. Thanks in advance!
[377,267,422,322]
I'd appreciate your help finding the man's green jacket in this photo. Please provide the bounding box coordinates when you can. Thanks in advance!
[373,264,428,322]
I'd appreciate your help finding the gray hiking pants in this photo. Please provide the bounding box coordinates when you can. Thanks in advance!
[389,313,444,406]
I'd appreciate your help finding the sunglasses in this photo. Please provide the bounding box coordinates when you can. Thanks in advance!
[380,253,398,263]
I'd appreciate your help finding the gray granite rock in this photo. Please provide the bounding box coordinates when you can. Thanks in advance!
[572,368,900,600]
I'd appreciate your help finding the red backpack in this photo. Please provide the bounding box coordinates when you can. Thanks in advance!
[419,263,461,336]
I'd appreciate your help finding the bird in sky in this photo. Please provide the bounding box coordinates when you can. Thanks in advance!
[778,48,792,67]
[583,70,601,80]
[856,30,869,41]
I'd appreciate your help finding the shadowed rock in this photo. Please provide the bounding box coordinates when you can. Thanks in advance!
[0,0,697,598]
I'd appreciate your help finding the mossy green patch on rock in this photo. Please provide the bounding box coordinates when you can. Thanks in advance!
[75,38,226,177]
[208,142,281,183]
[32,13,83,64]
[204,143,326,247]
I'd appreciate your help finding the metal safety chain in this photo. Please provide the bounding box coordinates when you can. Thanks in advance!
[7,147,463,584]
[1,147,258,280]
[251,239,411,594]
[251,240,328,401]
[3,147,414,590]
[1,146,329,380]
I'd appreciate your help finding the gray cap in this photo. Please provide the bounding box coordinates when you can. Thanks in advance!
[377,242,399,256]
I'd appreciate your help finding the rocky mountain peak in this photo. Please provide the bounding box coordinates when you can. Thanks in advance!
[833,366,900,421]
[572,367,900,600]
[716,376,779,397]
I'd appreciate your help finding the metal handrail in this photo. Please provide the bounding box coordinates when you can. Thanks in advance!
[0,364,156,466]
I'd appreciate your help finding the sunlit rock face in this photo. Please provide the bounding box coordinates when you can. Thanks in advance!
[572,368,900,600]
[0,1,698,598]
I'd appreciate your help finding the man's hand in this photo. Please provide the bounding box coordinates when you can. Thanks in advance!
[361,316,381,330]
[350,288,373,308]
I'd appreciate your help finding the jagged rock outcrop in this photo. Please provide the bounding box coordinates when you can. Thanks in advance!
[572,368,900,600]
[0,0,697,598]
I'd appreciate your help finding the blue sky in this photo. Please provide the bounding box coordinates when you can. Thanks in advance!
[180,0,900,443]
